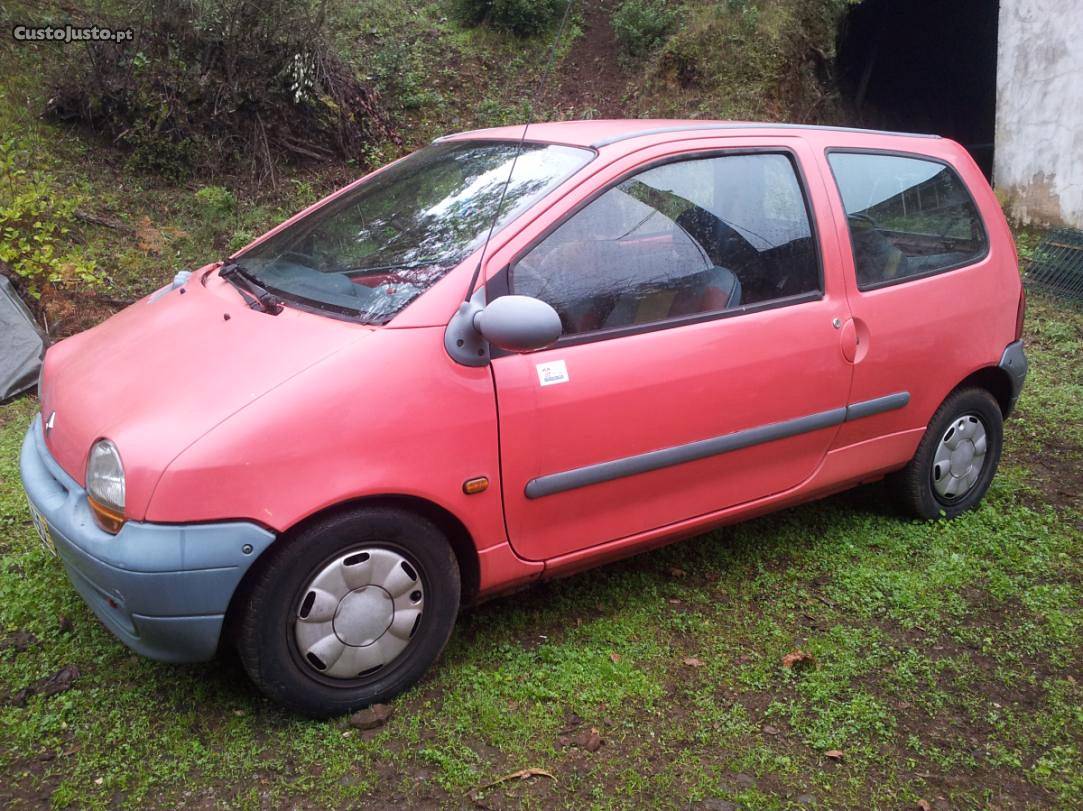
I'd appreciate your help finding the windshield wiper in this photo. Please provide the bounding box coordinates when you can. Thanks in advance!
[219,262,283,315]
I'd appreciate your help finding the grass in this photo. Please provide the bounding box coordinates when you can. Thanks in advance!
[0,294,1080,808]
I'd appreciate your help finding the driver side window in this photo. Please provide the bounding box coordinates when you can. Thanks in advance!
[510,152,820,338]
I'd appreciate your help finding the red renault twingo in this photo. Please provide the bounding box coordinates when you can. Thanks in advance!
[21,120,1027,716]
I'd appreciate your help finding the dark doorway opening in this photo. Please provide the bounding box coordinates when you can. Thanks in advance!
[836,0,999,178]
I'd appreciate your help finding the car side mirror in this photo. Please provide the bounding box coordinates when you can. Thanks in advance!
[474,295,563,352]
[444,291,563,366]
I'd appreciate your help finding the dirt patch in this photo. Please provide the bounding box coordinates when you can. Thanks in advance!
[36,286,125,339]
[1006,438,1083,513]
[552,1,632,118]
[0,753,66,807]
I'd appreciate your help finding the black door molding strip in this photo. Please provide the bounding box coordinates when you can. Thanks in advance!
[524,392,910,499]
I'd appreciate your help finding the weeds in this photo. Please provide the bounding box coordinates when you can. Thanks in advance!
[0,139,99,299]
[44,0,397,184]
[613,0,679,60]
[454,0,569,38]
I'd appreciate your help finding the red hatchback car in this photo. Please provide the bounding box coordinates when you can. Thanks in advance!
[21,120,1027,716]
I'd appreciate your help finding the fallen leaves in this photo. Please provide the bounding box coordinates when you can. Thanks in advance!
[348,703,394,730]
[781,649,816,671]
[608,652,621,663]
[577,727,603,752]
[916,800,932,811]
[135,216,165,255]
[824,749,844,761]
[0,629,38,656]
[11,665,79,706]
[469,767,555,799]
[682,657,705,668]
[133,216,186,256]
[557,722,603,753]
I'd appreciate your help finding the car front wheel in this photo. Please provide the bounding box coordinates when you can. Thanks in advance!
[235,506,460,717]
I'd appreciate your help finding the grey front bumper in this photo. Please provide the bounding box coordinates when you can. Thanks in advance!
[19,415,275,662]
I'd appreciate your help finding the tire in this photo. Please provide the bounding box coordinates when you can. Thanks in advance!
[235,506,460,718]
[891,387,1003,520]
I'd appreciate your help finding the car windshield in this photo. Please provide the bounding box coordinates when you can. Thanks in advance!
[234,140,593,323]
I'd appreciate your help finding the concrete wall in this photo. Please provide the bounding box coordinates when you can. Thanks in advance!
[994,0,1083,228]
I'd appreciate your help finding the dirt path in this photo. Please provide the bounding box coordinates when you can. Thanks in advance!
[551,0,632,118]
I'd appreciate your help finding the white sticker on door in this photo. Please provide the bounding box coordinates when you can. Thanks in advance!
[536,359,569,387]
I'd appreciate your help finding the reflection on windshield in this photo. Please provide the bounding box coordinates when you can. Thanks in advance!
[237,140,593,323]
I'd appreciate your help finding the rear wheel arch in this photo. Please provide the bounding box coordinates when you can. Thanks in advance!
[953,365,1015,417]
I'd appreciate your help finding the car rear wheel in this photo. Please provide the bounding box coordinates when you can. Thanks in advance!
[891,387,1003,520]
[235,506,460,717]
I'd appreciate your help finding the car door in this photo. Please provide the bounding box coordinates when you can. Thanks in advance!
[487,140,856,562]
[819,147,1001,456]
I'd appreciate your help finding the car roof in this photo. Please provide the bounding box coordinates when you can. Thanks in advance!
[437,119,942,150]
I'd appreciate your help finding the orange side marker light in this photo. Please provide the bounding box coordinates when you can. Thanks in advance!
[462,477,489,495]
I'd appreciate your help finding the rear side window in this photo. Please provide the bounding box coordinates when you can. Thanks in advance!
[510,152,820,338]
[828,152,987,290]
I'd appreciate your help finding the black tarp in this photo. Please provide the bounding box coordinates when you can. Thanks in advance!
[0,275,46,401]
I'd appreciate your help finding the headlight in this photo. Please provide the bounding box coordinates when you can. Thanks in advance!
[86,439,125,533]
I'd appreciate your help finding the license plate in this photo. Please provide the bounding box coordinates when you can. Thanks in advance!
[27,499,56,557]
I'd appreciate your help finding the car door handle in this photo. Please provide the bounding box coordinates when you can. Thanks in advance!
[840,318,858,363]
[839,317,869,364]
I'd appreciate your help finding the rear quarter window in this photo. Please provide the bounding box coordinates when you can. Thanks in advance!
[828,151,988,290]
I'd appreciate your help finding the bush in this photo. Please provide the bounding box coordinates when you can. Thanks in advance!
[44,0,398,183]
[632,0,845,121]
[613,0,679,59]
[194,186,237,220]
[0,139,99,299]
[369,39,441,113]
[454,0,568,37]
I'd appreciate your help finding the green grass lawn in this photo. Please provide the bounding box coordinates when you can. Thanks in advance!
[0,295,1079,809]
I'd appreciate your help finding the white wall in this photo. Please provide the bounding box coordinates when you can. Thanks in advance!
[995,0,1083,228]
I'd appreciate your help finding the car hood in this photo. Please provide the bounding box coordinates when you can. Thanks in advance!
[39,266,372,520]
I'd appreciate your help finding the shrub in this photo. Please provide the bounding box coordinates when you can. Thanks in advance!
[0,139,99,299]
[227,229,257,254]
[369,39,440,113]
[44,0,398,183]
[194,186,237,220]
[633,0,844,121]
[613,0,679,59]
[454,0,568,37]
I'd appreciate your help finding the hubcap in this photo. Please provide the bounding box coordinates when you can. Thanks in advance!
[294,548,424,679]
[931,414,988,502]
